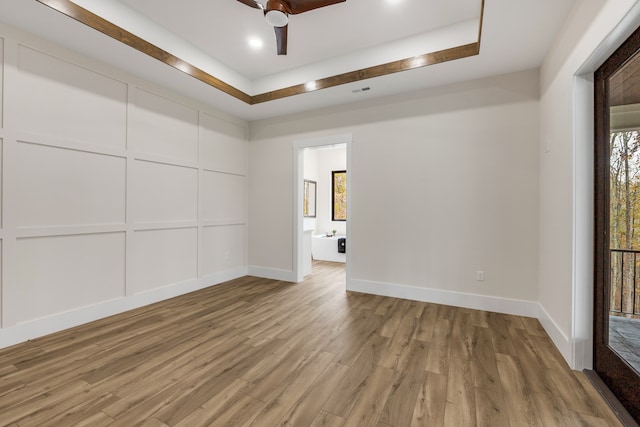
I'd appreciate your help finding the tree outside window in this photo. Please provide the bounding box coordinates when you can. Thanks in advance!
[332,170,346,221]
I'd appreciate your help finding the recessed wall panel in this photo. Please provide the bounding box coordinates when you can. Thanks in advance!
[0,241,2,324]
[0,37,4,128]
[0,139,3,227]
[131,228,197,294]
[200,113,247,175]
[10,233,125,325]
[15,46,127,149]
[131,89,198,163]
[132,160,198,224]
[202,225,245,276]
[15,142,126,227]
[201,171,246,222]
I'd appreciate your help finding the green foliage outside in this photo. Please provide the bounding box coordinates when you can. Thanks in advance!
[333,172,346,221]
[610,130,640,317]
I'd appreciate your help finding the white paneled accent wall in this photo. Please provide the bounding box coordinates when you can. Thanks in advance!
[15,141,126,228]
[0,38,4,129]
[131,160,198,225]
[131,228,198,294]
[131,88,199,163]
[202,225,246,276]
[201,112,247,175]
[0,37,5,327]
[11,233,126,325]
[0,27,248,348]
[14,45,128,149]
[201,171,246,223]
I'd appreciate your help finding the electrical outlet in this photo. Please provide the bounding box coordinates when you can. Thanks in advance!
[476,271,485,281]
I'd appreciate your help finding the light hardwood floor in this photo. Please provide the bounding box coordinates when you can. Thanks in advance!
[0,261,622,426]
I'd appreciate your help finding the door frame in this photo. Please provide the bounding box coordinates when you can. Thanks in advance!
[292,133,352,283]
[570,0,640,375]
[593,23,640,423]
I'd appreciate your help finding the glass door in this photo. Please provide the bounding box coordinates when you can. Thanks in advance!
[594,24,640,423]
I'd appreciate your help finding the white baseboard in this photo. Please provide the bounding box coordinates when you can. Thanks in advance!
[347,278,540,317]
[348,278,576,368]
[0,267,247,350]
[537,303,573,366]
[247,265,297,282]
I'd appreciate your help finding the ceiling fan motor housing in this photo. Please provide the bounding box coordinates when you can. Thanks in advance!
[265,0,289,27]
[265,10,288,27]
[237,0,346,55]
[266,0,289,13]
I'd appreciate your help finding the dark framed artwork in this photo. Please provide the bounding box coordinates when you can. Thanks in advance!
[303,180,317,218]
[332,170,346,221]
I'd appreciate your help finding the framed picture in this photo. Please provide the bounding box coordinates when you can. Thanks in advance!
[304,180,317,217]
[332,170,346,221]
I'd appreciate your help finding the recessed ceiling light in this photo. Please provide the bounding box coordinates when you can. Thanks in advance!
[248,38,263,49]
[305,81,318,91]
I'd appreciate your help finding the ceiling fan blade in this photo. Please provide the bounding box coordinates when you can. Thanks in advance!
[236,0,264,10]
[286,0,345,14]
[274,25,288,55]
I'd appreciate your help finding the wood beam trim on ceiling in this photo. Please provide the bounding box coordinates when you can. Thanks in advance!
[35,0,484,106]
[36,0,253,104]
[251,42,480,104]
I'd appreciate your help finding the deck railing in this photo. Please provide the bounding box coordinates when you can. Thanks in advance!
[610,248,640,317]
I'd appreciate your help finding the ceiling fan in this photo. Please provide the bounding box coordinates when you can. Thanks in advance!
[236,0,346,55]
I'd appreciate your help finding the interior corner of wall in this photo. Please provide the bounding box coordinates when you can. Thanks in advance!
[537,302,574,368]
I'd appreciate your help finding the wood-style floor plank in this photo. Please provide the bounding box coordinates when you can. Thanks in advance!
[379,339,428,426]
[310,410,345,427]
[410,371,447,426]
[276,361,350,426]
[496,353,541,426]
[475,382,509,427]
[0,261,623,427]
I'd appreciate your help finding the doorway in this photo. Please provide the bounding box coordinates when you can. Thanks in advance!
[293,134,352,283]
[594,24,640,422]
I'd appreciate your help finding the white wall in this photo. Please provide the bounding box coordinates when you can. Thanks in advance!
[249,69,541,316]
[538,0,640,368]
[0,24,248,348]
[305,146,347,236]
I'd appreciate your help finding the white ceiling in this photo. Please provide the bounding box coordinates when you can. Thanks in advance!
[0,0,575,121]
[120,0,481,80]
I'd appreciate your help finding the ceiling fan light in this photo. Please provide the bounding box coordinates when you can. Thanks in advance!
[265,10,288,27]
